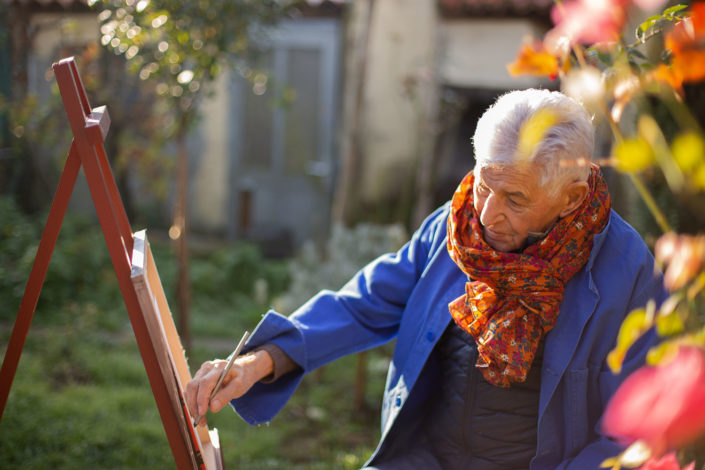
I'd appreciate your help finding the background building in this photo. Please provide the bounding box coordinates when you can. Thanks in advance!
[4,0,592,255]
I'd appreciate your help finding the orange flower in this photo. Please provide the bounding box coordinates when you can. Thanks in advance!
[653,3,705,90]
[507,41,564,80]
[651,64,684,92]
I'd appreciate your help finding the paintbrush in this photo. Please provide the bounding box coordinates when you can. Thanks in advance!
[192,330,250,427]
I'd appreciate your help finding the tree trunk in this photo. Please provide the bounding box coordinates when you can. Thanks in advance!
[331,0,375,226]
[9,4,29,103]
[7,3,47,213]
[353,350,368,410]
[333,0,376,412]
[175,127,191,351]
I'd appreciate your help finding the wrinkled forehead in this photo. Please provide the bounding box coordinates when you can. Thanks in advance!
[474,161,543,189]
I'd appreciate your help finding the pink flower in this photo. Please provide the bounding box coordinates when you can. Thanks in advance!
[603,346,705,456]
[632,0,669,12]
[547,0,669,47]
[654,232,705,290]
[549,0,629,45]
[640,452,694,470]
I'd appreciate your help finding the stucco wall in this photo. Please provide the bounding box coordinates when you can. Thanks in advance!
[359,0,438,208]
[191,71,230,232]
[438,18,551,89]
[356,7,551,217]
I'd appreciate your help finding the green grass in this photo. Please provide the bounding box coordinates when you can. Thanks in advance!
[0,329,175,469]
[0,197,384,470]
[0,199,384,468]
[0,320,385,469]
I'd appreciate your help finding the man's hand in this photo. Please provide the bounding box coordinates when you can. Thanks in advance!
[185,349,274,426]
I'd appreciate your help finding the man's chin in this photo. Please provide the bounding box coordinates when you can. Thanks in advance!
[483,231,519,252]
[487,241,517,252]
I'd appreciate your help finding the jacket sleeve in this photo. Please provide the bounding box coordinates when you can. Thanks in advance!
[231,203,449,425]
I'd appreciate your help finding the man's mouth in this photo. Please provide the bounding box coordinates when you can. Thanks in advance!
[483,228,507,241]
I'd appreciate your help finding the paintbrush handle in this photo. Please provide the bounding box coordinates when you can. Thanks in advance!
[192,330,250,427]
[209,331,250,400]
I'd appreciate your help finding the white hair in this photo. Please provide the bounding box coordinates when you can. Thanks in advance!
[472,89,593,197]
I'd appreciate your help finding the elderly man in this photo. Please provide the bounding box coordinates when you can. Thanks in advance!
[186,89,666,469]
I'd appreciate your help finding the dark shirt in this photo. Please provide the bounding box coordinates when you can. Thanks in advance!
[423,322,542,469]
[373,322,542,470]
[261,322,543,470]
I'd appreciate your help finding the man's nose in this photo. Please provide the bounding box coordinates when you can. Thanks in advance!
[480,195,504,227]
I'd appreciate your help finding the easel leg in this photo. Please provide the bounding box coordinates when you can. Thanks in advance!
[0,144,81,420]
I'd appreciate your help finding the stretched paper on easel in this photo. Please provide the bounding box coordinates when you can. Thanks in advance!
[130,230,223,470]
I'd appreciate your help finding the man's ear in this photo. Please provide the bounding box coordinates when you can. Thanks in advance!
[559,181,589,218]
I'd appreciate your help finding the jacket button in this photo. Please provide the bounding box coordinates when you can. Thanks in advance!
[426,331,435,342]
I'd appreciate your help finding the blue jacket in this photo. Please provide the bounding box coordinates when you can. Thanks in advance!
[232,202,667,469]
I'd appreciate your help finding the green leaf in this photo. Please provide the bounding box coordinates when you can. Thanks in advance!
[626,47,647,60]
[656,310,685,336]
[693,163,705,190]
[672,131,705,173]
[607,308,653,373]
[177,30,189,45]
[597,50,614,66]
[638,14,661,34]
[663,4,689,19]
[614,137,655,173]
[516,108,558,161]
[646,340,678,365]
[600,456,621,469]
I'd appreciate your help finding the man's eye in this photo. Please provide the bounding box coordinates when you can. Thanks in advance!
[508,198,525,209]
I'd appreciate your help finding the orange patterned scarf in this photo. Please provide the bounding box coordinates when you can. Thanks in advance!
[446,164,611,387]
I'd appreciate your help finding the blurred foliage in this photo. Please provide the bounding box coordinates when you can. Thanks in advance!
[0,196,41,315]
[0,195,289,330]
[509,2,705,468]
[1,0,297,226]
[509,3,705,240]
[0,196,120,326]
[0,38,175,227]
[276,222,407,315]
[80,45,179,224]
[88,0,299,345]
[0,91,72,215]
[0,193,388,469]
[190,242,290,301]
[90,0,295,134]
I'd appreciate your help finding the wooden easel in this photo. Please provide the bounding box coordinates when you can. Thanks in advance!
[0,57,223,469]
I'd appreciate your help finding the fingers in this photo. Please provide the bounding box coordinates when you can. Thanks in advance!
[185,365,204,421]
[185,360,225,424]
[210,366,247,412]
[185,355,261,422]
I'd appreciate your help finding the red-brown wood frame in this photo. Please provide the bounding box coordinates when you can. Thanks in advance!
[0,57,200,469]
